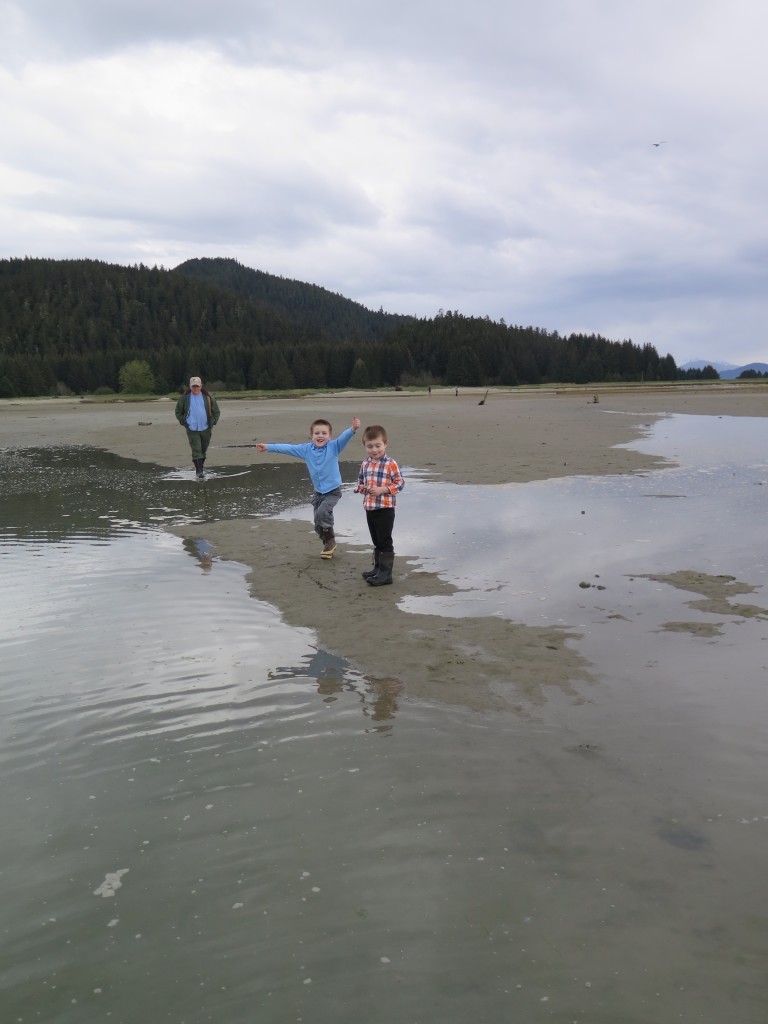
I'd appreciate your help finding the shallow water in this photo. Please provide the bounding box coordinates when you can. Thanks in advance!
[2,416,768,1024]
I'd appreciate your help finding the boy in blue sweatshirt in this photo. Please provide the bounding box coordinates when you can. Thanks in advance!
[256,416,360,558]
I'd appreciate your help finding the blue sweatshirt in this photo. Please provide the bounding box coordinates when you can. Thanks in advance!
[266,427,356,493]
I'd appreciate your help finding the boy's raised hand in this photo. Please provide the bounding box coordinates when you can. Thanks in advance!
[255,443,267,452]
[352,416,361,431]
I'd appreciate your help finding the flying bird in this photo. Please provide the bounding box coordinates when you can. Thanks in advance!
[652,141,667,147]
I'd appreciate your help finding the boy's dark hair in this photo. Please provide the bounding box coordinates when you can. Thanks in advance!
[362,425,387,442]
[310,418,332,433]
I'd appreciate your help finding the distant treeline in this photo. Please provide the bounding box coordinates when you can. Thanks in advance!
[0,256,681,397]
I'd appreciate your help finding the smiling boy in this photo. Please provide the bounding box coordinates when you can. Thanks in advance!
[354,424,405,586]
[256,416,360,557]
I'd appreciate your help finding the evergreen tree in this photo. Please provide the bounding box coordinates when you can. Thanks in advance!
[445,346,483,386]
[267,351,295,390]
[350,358,370,388]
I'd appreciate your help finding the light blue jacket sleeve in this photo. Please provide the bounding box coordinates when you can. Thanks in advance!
[333,427,355,453]
[266,442,312,459]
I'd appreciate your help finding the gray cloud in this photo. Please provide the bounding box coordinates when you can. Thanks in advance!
[1,0,767,364]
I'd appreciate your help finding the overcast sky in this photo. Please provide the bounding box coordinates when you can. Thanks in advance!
[2,0,766,366]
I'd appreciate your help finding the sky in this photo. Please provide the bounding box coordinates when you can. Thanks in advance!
[2,0,767,367]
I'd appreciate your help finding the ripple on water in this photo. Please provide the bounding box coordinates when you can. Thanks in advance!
[0,535,347,775]
[3,434,768,1024]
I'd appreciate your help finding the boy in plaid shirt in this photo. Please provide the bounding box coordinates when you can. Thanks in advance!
[354,424,405,587]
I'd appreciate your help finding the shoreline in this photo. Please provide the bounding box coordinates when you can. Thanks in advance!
[4,386,766,711]
[3,384,766,486]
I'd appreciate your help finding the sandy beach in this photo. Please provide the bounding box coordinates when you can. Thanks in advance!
[3,383,766,710]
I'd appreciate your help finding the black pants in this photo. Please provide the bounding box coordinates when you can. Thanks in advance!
[365,508,395,554]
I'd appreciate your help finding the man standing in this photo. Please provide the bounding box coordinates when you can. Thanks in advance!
[175,376,221,479]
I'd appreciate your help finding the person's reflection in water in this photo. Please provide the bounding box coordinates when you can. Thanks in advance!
[273,650,349,703]
[362,678,404,734]
[315,671,345,703]
[272,650,403,730]
[182,537,215,574]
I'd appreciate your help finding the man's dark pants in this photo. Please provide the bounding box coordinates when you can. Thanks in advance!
[185,427,212,460]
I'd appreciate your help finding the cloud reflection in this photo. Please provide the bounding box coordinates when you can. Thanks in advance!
[338,414,768,625]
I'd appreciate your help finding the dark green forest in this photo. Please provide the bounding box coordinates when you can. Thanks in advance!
[0,256,681,397]
[175,257,412,342]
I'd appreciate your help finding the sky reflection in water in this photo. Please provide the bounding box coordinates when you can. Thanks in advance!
[274,413,768,627]
[2,414,768,1024]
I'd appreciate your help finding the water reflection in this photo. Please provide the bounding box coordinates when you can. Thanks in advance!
[2,417,768,1023]
[182,536,215,573]
[0,446,317,540]
[270,649,403,733]
[349,415,768,627]
[362,677,404,732]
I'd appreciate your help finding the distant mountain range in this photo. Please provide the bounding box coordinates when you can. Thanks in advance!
[680,359,768,378]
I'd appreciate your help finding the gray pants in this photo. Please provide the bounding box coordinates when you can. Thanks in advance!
[311,488,341,537]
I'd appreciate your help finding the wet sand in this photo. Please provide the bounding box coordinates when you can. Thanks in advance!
[3,384,766,709]
[4,382,767,485]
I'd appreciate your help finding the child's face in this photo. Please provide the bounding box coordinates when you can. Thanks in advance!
[364,435,388,459]
[311,423,332,447]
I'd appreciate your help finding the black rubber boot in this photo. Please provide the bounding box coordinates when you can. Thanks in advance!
[321,528,336,558]
[366,551,394,586]
[193,458,205,479]
[361,550,379,580]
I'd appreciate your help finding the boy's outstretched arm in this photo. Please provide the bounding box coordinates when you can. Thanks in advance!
[335,416,361,453]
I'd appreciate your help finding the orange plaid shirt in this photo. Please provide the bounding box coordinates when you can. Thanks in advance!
[356,455,405,510]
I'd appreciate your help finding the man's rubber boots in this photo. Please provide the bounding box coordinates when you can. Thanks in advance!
[193,458,205,479]
[366,551,394,586]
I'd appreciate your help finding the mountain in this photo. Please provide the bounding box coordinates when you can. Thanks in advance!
[173,257,413,342]
[718,362,768,379]
[680,359,768,379]
[680,359,738,372]
[0,256,678,397]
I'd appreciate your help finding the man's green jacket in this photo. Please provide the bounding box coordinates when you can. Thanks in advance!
[175,389,221,429]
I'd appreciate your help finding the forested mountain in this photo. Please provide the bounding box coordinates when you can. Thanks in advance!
[0,256,678,397]
[174,257,411,341]
[0,257,335,396]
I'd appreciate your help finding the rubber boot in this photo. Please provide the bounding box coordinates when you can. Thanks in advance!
[321,528,337,559]
[366,551,394,586]
[361,550,379,580]
[193,458,205,479]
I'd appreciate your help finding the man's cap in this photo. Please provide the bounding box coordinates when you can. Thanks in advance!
[189,376,202,387]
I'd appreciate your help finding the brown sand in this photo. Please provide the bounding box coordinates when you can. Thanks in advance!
[3,383,766,710]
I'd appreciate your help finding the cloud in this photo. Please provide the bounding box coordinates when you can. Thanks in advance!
[1,0,768,364]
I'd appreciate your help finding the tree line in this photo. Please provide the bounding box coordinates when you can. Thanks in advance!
[0,257,681,397]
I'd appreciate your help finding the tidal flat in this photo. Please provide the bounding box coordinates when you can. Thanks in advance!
[2,386,768,1024]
